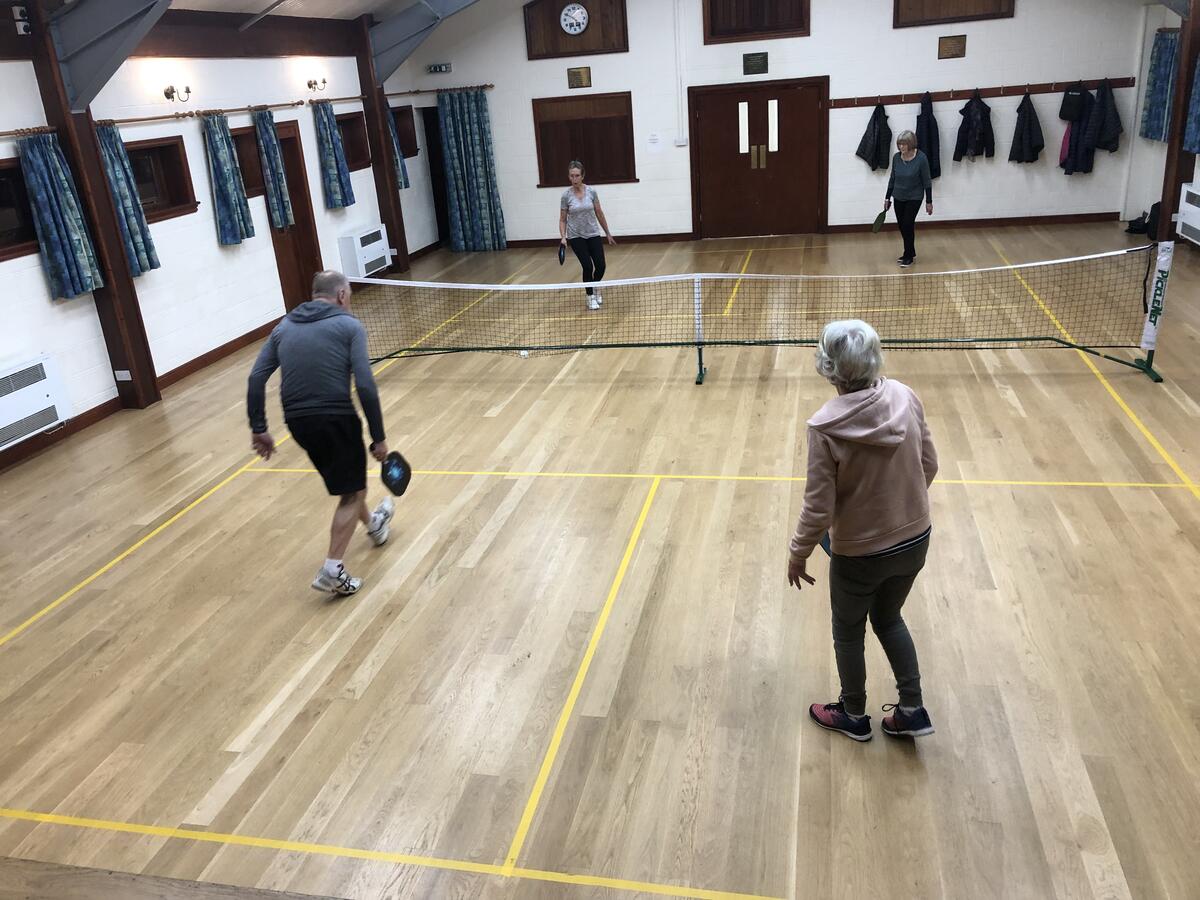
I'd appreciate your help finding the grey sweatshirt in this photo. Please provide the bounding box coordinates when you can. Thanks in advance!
[246,301,385,444]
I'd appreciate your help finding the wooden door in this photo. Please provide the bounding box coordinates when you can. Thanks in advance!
[689,78,827,238]
[421,106,451,244]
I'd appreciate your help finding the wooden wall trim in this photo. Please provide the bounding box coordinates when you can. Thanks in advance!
[894,0,1014,29]
[157,317,281,390]
[1158,0,1200,240]
[826,211,1121,234]
[830,78,1135,109]
[506,232,695,247]
[132,9,359,59]
[0,20,33,60]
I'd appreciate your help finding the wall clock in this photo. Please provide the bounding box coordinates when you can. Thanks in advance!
[560,3,588,35]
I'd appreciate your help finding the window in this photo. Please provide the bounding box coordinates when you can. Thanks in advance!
[894,0,1014,28]
[704,0,809,44]
[0,159,38,262]
[391,105,419,159]
[124,136,198,223]
[231,127,265,198]
[532,92,637,187]
[335,111,372,171]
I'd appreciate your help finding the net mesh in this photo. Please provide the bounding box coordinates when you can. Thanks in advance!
[351,245,1154,361]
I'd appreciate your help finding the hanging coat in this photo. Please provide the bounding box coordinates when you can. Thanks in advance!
[1061,89,1097,174]
[855,104,892,172]
[1009,93,1045,163]
[1083,78,1123,154]
[953,91,995,161]
[915,91,941,178]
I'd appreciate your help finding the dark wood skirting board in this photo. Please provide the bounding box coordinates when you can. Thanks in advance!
[506,232,695,248]
[408,240,443,262]
[0,397,122,474]
[826,211,1121,233]
[156,317,282,390]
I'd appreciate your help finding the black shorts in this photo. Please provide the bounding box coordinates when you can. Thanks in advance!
[286,414,367,496]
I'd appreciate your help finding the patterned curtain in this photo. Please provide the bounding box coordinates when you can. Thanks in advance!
[16,132,104,300]
[1184,62,1200,153]
[200,113,255,245]
[386,108,411,190]
[438,90,506,252]
[252,109,294,229]
[1140,30,1179,142]
[96,123,159,277]
[311,100,355,209]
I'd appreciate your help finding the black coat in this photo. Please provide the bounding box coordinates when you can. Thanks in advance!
[1083,78,1123,154]
[855,104,892,172]
[915,92,941,178]
[1061,89,1096,174]
[1009,93,1045,163]
[953,91,995,161]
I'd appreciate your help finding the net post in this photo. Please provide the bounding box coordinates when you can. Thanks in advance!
[693,276,707,385]
[1135,242,1171,383]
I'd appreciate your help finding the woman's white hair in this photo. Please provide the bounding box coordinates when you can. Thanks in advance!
[814,320,883,391]
[897,130,917,148]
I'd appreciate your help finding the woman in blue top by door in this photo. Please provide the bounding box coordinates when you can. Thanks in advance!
[883,131,933,268]
[559,160,616,310]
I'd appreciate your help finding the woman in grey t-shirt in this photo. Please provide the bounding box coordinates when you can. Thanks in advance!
[558,160,616,310]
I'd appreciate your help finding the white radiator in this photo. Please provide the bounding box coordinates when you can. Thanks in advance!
[0,356,70,451]
[1177,183,1200,247]
[338,224,395,277]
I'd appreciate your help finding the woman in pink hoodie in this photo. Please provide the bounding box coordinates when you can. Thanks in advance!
[786,320,938,742]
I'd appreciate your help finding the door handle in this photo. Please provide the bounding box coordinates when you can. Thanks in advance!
[760,144,768,169]
[749,145,758,169]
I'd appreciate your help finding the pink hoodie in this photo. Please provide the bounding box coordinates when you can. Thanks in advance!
[789,378,938,561]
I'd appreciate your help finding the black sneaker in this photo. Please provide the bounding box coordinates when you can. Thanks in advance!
[881,704,935,737]
[899,258,914,268]
[896,255,916,264]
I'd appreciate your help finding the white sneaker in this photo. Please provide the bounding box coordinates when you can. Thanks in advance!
[594,290,603,306]
[312,564,362,596]
[366,496,394,546]
[587,295,600,310]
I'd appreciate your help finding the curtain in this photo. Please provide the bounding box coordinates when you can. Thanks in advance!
[252,109,294,229]
[96,123,159,276]
[16,132,104,300]
[1185,63,1200,153]
[1140,30,1179,142]
[200,113,255,245]
[386,108,411,189]
[312,100,355,209]
[438,90,506,252]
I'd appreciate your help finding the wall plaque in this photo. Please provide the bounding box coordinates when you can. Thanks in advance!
[938,35,967,59]
[567,66,592,89]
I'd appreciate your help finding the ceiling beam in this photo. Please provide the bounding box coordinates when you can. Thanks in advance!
[239,0,293,32]
[46,0,172,111]
[370,0,482,86]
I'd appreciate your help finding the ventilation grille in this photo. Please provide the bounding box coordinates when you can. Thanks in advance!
[0,405,58,449]
[0,363,46,399]
[1180,221,1200,245]
[1186,189,1200,209]
[364,255,388,274]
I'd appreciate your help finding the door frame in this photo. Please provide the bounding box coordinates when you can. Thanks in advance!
[687,76,829,238]
[273,119,323,309]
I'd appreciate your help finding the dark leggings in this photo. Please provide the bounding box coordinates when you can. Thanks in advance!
[829,537,929,716]
[894,199,921,260]
[569,236,606,295]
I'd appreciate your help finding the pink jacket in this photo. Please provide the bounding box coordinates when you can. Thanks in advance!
[789,378,938,561]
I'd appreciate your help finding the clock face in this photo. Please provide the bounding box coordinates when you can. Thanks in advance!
[560,3,588,35]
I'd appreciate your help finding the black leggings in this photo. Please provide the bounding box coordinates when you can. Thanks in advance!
[894,199,921,260]
[569,236,606,295]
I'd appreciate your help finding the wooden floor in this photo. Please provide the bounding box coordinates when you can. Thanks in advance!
[1,223,1198,900]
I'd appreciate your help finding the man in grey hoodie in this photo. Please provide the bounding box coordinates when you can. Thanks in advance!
[787,320,938,742]
[247,270,394,596]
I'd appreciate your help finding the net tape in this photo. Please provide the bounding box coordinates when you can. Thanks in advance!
[351,244,1155,362]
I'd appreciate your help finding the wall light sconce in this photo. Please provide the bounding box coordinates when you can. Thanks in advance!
[164,85,191,102]
[307,78,327,91]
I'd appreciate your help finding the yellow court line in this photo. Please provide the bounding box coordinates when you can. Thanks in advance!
[373,259,537,376]
[504,477,662,871]
[721,249,754,317]
[0,807,776,900]
[242,467,1186,490]
[0,459,259,651]
[995,247,1200,502]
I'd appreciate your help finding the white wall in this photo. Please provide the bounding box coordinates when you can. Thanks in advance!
[387,0,1152,239]
[395,106,439,253]
[1124,6,1178,219]
[0,61,115,418]
[91,55,383,377]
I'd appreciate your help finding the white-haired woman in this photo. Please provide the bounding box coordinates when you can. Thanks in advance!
[883,130,933,267]
[559,160,616,310]
[786,320,938,742]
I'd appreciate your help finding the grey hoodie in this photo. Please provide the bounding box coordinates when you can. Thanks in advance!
[246,300,385,443]
[789,378,938,560]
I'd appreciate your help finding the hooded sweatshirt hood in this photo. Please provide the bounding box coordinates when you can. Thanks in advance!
[287,299,350,324]
[807,378,910,447]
